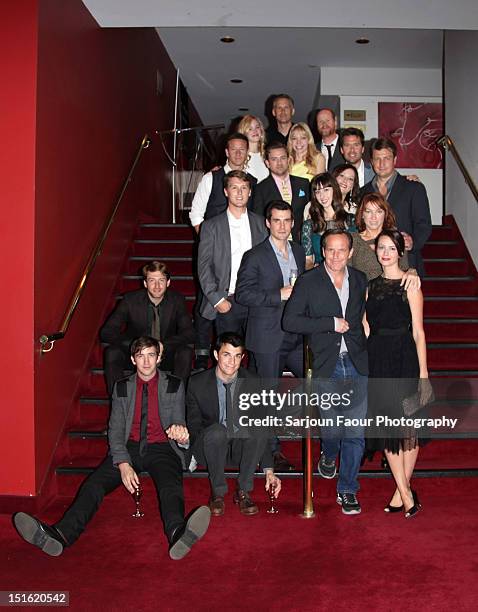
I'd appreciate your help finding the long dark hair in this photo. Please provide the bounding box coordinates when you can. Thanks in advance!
[309,172,346,233]
[332,163,360,207]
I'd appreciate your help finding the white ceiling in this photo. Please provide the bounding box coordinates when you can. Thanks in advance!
[81,1,477,126]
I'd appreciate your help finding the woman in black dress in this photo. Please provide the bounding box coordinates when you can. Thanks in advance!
[365,229,429,518]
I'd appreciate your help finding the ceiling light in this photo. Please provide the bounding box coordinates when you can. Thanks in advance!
[355,37,370,44]
[221,36,235,43]
[230,79,243,84]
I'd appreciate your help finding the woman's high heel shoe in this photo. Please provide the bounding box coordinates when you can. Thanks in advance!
[384,503,404,513]
[405,504,421,519]
[412,489,422,508]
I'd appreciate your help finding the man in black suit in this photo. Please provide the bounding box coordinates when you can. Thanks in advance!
[314,108,345,172]
[14,337,210,560]
[186,332,281,516]
[265,93,295,146]
[283,230,368,515]
[101,261,195,394]
[361,137,432,277]
[253,142,309,242]
[236,201,305,379]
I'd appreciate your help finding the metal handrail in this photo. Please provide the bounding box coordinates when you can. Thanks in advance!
[302,344,315,517]
[39,134,151,354]
[437,134,478,204]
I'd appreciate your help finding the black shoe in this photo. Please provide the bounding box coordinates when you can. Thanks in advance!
[384,502,404,513]
[336,492,361,515]
[169,506,210,560]
[13,512,64,556]
[405,504,421,519]
[317,453,337,479]
[273,452,295,472]
[412,489,422,508]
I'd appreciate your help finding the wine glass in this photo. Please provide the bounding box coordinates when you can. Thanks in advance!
[267,483,279,514]
[289,269,298,287]
[132,481,144,518]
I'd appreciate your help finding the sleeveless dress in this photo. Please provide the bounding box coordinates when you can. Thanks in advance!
[366,276,424,453]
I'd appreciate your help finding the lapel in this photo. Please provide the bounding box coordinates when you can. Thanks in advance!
[135,291,150,333]
[291,242,305,274]
[205,368,220,422]
[317,265,343,313]
[159,291,172,336]
[344,267,357,320]
[267,175,282,200]
[290,175,305,204]
[219,212,232,283]
[264,239,284,285]
[249,212,266,245]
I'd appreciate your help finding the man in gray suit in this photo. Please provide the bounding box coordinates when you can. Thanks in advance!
[198,170,268,336]
[340,128,374,187]
[13,337,210,560]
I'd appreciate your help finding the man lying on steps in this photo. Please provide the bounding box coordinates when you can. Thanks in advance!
[13,336,210,561]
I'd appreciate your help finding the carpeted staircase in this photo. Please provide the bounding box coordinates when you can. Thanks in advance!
[53,216,478,498]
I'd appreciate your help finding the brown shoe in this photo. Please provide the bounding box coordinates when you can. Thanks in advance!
[233,489,259,516]
[208,495,225,516]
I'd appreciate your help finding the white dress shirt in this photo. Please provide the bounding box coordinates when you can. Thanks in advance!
[189,163,233,227]
[227,209,252,295]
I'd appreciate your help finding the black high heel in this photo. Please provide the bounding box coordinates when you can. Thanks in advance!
[405,504,421,518]
[384,502,404,513]
[412,489,422,508]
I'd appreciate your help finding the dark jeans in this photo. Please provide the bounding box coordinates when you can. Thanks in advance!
[318,353,367,494]
[55,441,185,545]
[214,296,248,337]
[192,423,266,496]
[104,341,192,394]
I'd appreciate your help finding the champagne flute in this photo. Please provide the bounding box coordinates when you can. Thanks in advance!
[267,482,279,514]
[289,268,298,287]
[132,481,144,518]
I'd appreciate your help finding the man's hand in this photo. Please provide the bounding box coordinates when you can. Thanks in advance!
[335,318,350,333]
[265,470,281,497]
[401,232,414,251]
[215,300,232,314]
[401,269,421,292]
[118,462,139,494]
[166,424,190,445]
[280,285,293,301]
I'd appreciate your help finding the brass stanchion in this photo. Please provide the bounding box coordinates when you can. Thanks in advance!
[301,345,315,518]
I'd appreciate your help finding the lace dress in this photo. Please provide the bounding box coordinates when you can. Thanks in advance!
[366,276,424,453]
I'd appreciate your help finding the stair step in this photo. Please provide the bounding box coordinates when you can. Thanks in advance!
[422,278,477,296]
[425,321,478,342]
[428,346,478,370]
[424,298,478,318]
[138,224,194,240]
[133,240,194,257]
[429,226,457,241]
[423,242,464,258]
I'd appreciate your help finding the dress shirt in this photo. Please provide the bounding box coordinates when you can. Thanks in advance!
[227,209,252,295]
[189,163,233,227]
[372,170,398,199]
[324,263,350,354]
[215,373,238,427]
[320,135,339,167]
[357,159,365,188]
[269,236,297,288]
[129,372,168,444]
[272,173,292,204]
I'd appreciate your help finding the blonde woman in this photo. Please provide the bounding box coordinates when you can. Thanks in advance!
[238,115,269,182]
[287,122,326,181]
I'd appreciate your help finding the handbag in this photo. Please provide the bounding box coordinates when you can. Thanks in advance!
[403,378,435,417]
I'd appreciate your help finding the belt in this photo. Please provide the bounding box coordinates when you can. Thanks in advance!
[370,326,410,336]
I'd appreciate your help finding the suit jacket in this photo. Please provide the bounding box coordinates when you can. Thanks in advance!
[316,139,345,172]
[198,210,268,320]
[282,265,368,377]
[252,174,310,242]
[361,172,432,277]
[108,371,187,468]
[363,162,375,186]
[100,288,195,351]
[186,367,273,468]
[235,238,306,353]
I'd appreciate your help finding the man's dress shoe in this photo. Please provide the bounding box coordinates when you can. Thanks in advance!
[233,489,259,516]
[13,512,64,557]
[208,496,225,516]
[169,506,211,560]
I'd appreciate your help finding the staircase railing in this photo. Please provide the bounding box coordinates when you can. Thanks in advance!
[39,134,151,354]
[437,135,478,204]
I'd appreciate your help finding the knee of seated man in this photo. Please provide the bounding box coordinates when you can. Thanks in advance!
[203,423,228,443]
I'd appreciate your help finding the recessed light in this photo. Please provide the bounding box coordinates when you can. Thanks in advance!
[238,108,249,111]
[355,37,370,44]
[230,78,243,84]
[221,36,235,43]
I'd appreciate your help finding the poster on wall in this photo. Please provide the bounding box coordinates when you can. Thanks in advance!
[378,102,443,169]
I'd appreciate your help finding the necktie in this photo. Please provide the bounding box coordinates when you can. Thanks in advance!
[222,382,233,427]
[325,144,333,170]
[281,180,292,204]
[139,383,148,457]
[151,304,161,340]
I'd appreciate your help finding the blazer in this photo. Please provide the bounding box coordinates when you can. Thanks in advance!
[361,172,432,277]
[282,265,368,377]
[315,139,345,172]
[252,174,310,242]
[186,367,273,468]
[235,238,306,353]
[100,288,195,350]
[363,162,375,186]
[198,210,268,320]
[108,371,187,468]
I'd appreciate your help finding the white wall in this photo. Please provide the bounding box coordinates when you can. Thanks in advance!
[320,67,443,224]
[444,31,478,267]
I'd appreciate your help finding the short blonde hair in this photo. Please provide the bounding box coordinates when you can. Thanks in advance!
[238,114,266,157]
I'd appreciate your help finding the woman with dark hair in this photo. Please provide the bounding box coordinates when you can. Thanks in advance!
[301,172,348,268]
[365,229,429,518]
[351,193,412,281]
[332,163,359,228]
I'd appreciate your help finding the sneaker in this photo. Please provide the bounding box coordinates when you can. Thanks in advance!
[336,492,361,515]
[13,512,64,556]
[317,453,337,479]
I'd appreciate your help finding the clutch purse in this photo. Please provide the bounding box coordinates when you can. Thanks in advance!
[403,378,435,417]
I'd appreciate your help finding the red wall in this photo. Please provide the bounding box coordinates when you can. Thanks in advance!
[0,1,38,495]
[0,0,190,497]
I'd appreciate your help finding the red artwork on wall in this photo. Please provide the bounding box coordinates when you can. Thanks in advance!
[378,102,443,169]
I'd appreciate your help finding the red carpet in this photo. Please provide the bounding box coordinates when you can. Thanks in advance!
[2,477,478,611]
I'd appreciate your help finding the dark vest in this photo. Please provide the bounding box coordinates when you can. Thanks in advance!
[204,168,257,220]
